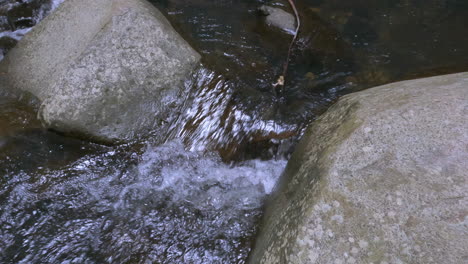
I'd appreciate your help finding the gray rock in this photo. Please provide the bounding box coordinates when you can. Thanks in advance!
[0,0,200,143]
[250,72,468,264]
[259,5,296,34]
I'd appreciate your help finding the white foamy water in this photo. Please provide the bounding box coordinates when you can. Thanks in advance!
[1,139,287,263]
[138,140,286,210]
[172,68,298,156]
[0,27,32,40]
[51,0,66,10]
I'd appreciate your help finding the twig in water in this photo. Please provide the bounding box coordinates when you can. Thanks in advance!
[274,0,301,91]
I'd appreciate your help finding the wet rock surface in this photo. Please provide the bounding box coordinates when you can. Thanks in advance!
[250,72,468,264]
[259,5,296,34]
[0,0,200,144]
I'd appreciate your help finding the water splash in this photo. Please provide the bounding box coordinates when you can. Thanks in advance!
[0,140,286,263]
[170,68,300,161]
[51,0,66,10]
[0,28,32,41]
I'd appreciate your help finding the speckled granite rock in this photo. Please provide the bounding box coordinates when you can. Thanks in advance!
[250,72,468,264]
[0,0,200,143]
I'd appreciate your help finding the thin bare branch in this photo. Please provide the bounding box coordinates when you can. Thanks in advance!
[283,0,301,80]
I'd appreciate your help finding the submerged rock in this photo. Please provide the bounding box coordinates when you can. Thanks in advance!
[0,129,104,174]
[0,36,16,57]
[0,0,200,143]
[259,5,296,34]
[250,72,468,263]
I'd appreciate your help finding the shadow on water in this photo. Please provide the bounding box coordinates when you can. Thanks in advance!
[1,0,468,263]
[0,129,106,175]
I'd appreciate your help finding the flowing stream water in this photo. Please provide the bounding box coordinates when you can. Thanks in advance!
[1,0,468,263]
[1,138,286,263]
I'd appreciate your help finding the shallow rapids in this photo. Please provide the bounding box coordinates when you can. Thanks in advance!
[0,140,286,263]
[1,0,468,263]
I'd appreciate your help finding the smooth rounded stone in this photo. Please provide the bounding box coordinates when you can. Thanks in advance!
[250,72,468,264]
[0,0,200,144]
[259,5,296,34]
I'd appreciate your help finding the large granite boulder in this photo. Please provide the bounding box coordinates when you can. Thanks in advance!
[0,0,200,143]
[250,72,468,264]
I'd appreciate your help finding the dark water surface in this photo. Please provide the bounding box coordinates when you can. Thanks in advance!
[153,0,468,160]
[1,0,468,263]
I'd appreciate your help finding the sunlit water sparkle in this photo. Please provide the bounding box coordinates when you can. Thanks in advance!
[0,139,286,263]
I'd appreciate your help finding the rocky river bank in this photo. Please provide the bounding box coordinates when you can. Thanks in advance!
[0,0,467,263]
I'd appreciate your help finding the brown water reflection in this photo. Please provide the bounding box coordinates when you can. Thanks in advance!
[155,0,468,161]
